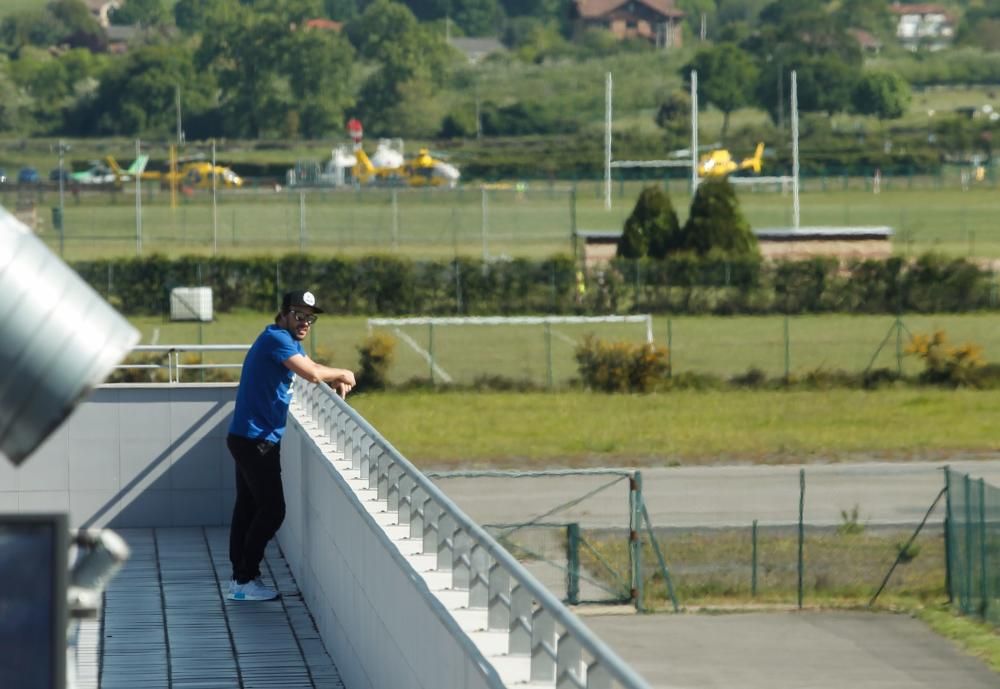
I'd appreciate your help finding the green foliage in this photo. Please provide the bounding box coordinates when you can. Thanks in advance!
[683,43,757,138]
[852,70,911,121]
[905,330,985,388]
[837,504,865,535]
[574,336,670,393]
[70,251,999,318]
[110,0,170,27]
[655,90,691,150]
[356,332,396,392]
[681,178,757,257]
[617,186,680,259]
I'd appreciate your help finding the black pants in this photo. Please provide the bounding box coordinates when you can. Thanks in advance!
[227,433,286,584]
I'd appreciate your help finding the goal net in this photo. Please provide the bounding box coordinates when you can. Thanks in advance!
[366,315,654,388]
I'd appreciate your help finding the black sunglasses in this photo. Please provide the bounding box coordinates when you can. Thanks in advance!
[289,309,318,325]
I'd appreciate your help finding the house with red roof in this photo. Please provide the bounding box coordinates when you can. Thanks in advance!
[572,0,685,49]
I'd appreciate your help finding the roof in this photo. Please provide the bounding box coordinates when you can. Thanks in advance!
[303,18,343,31]
[449,37,505,62]
[575,0,685,20]
[889,3,950,16]
[849,28,882,50]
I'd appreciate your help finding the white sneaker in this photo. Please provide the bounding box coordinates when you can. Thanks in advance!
[228,578,279,601]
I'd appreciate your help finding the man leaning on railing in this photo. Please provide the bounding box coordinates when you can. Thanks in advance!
[226,290,356,601]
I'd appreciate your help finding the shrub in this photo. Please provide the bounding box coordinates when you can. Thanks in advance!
[574,335,669,393]
[356,333,396,392]
[905,330,984,387]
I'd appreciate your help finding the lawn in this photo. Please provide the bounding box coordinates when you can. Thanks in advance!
[124,311,1000,388]
[19,179,1000,259]
[121,310,1000,466]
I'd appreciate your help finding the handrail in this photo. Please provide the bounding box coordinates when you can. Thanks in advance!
[294,377,651,689]
[119,345,250,383]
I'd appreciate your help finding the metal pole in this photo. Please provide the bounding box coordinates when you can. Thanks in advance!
[481,187,489,262]
[751,519,758,597]
[566,523,580,606]
[784,314,791,381]
[963,474,973,614]
[943,466,954,603]
[666,318,673,378]
[392,188,399,250]
[690,70,698,195]
[298,190,306,251]
[978,478,987,617]
[135,139,142,256]
[212,139,218,254]
[545,321,553,390]
[57,139,65,257]
[791,70,800,230]
[604,71,612,210]
[797,468,805,609]
[629,471,643,610]
[428,322,435,384]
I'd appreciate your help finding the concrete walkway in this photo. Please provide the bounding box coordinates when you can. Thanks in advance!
[580,610,998,689]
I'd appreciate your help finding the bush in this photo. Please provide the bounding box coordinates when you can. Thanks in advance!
[905,330,984,387]
[356,333,396,392]
[574,335,669,393]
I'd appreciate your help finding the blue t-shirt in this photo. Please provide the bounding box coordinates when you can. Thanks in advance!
[229,324,304,443]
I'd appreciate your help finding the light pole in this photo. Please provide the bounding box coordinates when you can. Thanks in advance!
[57,140,69,256]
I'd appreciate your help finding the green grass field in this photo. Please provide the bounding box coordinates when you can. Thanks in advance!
[120,310,1000,466]
[125,311,1000,387]
[17,178,1000,259]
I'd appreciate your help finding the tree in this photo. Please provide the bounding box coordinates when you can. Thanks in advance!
[618,186,680,260]
[110,0,170,27]
[683,43,757,140]
[852,71,911,122]
[283,27,356,138]
[79,44,217,136]
[655,90,690,151]
[681,178,756,257]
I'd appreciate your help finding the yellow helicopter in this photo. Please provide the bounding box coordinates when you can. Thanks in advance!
[697,142,765,178]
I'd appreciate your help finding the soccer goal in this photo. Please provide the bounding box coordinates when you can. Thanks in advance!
[366,315,654,388]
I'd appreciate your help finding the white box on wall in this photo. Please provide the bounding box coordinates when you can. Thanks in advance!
[170,287,213,322]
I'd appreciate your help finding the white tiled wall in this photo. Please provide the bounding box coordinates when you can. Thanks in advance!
[2,384,237,528]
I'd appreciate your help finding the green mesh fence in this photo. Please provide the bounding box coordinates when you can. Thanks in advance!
[945,469,1000,625]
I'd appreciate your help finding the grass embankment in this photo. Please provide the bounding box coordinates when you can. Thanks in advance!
[350,389,999,467]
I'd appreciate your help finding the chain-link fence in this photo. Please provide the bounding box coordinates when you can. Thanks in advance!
[945,469,1000,625]
[430,466,960,612]
[9,168,1000,260]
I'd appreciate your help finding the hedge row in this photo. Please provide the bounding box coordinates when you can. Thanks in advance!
[71,252,998,317]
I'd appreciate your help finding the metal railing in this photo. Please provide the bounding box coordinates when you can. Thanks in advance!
[118,345,249,383]
[293,377,652,689]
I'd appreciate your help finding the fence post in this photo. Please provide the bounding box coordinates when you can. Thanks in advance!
[566,522,580,606]
[943,466,953,604]
[545,321,553,390]
[784,315,791,382]
[963,473,973,615]
[428,321,435,385]
[797,468,805,609]
[666,318,673,379]
[629,471,643,611]
[751,519,758,598]
[978,478,987,618]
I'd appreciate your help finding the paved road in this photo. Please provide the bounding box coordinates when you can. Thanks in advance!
[431,459,1000,689]
[580,610,998,689]
[431,459,1000,529]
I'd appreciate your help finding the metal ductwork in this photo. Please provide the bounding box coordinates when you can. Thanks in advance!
[0,207,139,466]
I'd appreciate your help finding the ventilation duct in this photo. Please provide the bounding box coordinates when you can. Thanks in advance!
[0,207,139,466]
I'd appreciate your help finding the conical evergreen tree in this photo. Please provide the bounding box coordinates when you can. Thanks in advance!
[681,178,757,257]
[617,186,680,259]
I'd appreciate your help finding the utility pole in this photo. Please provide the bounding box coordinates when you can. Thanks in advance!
[175,84,184,145]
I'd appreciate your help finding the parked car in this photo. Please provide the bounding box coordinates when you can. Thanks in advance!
[49,168,71,183]
[18,167,40,184]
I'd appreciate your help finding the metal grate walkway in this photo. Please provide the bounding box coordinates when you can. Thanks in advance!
[84,527,344,689]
